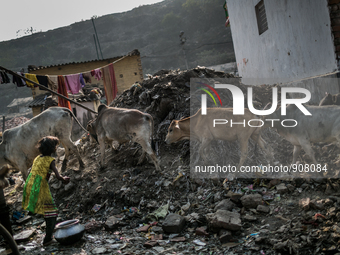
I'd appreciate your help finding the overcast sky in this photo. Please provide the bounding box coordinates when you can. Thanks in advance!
[0,0,164,42]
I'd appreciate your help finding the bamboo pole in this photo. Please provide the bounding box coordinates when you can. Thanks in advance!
[0,66,98,114]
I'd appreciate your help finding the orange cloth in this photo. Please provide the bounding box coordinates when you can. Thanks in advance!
[57,75,71,110]
[101,63,117,105]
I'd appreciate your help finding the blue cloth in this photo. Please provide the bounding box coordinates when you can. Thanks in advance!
[79,73,85,88]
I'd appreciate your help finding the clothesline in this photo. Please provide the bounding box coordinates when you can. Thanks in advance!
[61,55,128,76]
[0,54,129,114]
[0,66,98,114]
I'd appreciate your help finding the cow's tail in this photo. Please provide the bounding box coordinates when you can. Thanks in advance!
[145,114,156,151]
[0,165,10,189]
[61,107,88,133]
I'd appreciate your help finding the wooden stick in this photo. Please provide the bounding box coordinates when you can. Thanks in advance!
[0,66,97,114]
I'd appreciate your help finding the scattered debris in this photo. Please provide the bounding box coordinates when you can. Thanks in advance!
[2,67,339,254]
[162,214,186,233]
[0,116,30,132]
[13,229,35,242]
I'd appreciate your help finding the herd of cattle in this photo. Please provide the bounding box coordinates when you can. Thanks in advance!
[0,92,339,180]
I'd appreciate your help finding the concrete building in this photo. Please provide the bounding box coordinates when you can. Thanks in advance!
[226,0,340,103]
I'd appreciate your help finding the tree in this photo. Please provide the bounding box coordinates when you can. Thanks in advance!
[16,27,36,38]
[162,12,180,28]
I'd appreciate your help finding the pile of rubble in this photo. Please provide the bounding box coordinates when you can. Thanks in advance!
[109,67,284,169]
[109,67,337,171]
[4,164,340,254]
[0,116,30,132]
[2,67,340,254]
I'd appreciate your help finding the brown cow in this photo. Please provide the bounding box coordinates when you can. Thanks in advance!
[87,105,160,171]
[165,107,272,170]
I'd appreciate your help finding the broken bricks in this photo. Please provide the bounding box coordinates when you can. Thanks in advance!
[195,226,209,236]
[104,216,120,230]
[143,241,158,248]
[276,183,288,194]
[219,229,233,243]
[162,214,186,233]
[256,205,270,214]
[13,229,35,242]
[241,194,263,209]
[214,199,235,212]
[137,224,150,232]
[206,209,241,232]
[85,220,102,233]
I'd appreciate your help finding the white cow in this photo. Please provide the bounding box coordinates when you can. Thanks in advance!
[87,104,160,171]
[0,107,86,180]
[266,104,340,164]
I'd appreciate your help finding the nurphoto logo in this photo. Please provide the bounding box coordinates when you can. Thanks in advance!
[200,83,312,128]
[201,83,311,116]
[187,78,329,180]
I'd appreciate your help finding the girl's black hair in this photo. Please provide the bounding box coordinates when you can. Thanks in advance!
[37,136,59,156]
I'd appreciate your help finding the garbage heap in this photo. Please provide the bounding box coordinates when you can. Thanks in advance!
[109,67,286,169]
[109,67,340,173]
[4,68,340,255]
[0,116,30,132]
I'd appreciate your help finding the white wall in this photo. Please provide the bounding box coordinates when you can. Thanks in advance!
[207,62,237,73]
[227,0,337,85]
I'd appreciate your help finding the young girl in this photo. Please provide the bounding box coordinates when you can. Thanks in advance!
[22,136,70,246]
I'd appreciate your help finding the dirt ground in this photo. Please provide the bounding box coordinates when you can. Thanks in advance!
[2,67,340,255]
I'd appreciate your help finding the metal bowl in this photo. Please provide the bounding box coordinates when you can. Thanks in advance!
[54,219,85,245]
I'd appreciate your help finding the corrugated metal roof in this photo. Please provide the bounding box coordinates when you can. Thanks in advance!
[28,94,48,107]
[28,93,99,108]
[28,49,140,72]
[7,97,33,108]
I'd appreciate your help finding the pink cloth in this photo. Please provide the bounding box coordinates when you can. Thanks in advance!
[64,74,81,94]
[91,68,102,81]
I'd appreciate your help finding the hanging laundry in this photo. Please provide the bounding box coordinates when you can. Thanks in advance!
[0,71,10,84]
[19,72,26,86]
[64,74,81,94]
[57,75,71,110]
[36,75,49,90]
[25,73,39,88]
[91,68,102,81]
[12,72,26,87]
[79,74,86,88]
[46,75,58,101]
[47,75,58,91]
[101,63,118,105]
[82,71,92,83]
